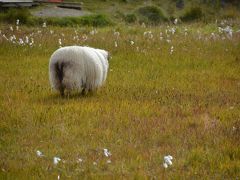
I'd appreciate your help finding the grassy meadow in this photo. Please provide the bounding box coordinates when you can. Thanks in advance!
[0,22,240,179]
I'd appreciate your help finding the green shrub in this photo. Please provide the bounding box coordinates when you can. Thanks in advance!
[137,6,167,25]
[1,8,31,24]
[39,14,112,27]
[181,7,203,22]
[124,13,137,23]
[79,14,112,27]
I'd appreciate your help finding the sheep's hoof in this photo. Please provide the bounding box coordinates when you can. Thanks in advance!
[81,88,86,95]
[60,90,64,97]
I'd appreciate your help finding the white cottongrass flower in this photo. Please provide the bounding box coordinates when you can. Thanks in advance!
[143,31,153,38]
[2,34,8,41]
[50,30,54,34]
[9,36,14,42]
[29,38,34,46]
[73,35,79,40]
[130,40,134,45]
[174,18,178,25]
[25,36,29,44]
[169,27,176,35]
[10,26,13,31]
[9,35,16,43]
[19,38,24,45]
[90,29,97,35]
[42,22,47,28]
[93,162,97,165]
[36,150,44,157]
[223,26,233,38]
[103,148,111,157]
[165,29,168,34]
[77,158,83,163]
[166,39,171,43]
[90,30,95,35]
[218,27,223,33]
[114,31,120,37]
[163,162,168,168]
[143,31,148,36]
[114,41,118,47]
[184,28,188,36]
[163,155,173,168]
[82,34,88,41]
[58,39,62,47]
[106,159,111,164]
[170,46,174,54]
[58,175,60,180]
[53,157,61,165]
[16,19,19,25]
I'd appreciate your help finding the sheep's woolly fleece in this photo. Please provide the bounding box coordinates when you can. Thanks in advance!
[49,46,109,95]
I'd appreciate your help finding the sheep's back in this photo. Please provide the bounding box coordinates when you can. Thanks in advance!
[49,46,104,91]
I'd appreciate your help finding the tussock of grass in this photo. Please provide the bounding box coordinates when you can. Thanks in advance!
[0,23,240,178]
[137,5,168,24]
[180,7,203,22]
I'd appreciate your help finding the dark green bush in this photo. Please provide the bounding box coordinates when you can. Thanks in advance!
[42,15,112,27]
[137,6,167,24]
[79,14,112,27]
[1,8,31,24]
[181,7,203,22]
[124,13,137,23]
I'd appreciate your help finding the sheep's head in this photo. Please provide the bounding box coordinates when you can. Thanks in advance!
[97,49,111,61]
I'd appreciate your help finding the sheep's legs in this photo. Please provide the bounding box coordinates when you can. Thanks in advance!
[60,87,64,97]
[81,88,86,95]
[81,88,93,95]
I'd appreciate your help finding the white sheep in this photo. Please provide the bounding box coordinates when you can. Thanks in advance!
[49,46,109,96]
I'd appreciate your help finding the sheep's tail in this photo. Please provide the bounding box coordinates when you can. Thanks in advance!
[55,62,65,96]
[50,61,65,96]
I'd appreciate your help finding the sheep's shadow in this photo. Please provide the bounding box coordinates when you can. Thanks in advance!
[37,91,96,105]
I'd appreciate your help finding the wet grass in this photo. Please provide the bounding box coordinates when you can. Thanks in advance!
[0,23,240,179]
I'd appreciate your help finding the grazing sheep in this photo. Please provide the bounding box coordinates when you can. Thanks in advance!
[49,46,109,96]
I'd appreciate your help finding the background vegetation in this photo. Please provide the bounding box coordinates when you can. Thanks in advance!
[0,0,240,26]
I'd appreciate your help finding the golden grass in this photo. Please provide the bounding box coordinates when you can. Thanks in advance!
[0,23,240,179]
